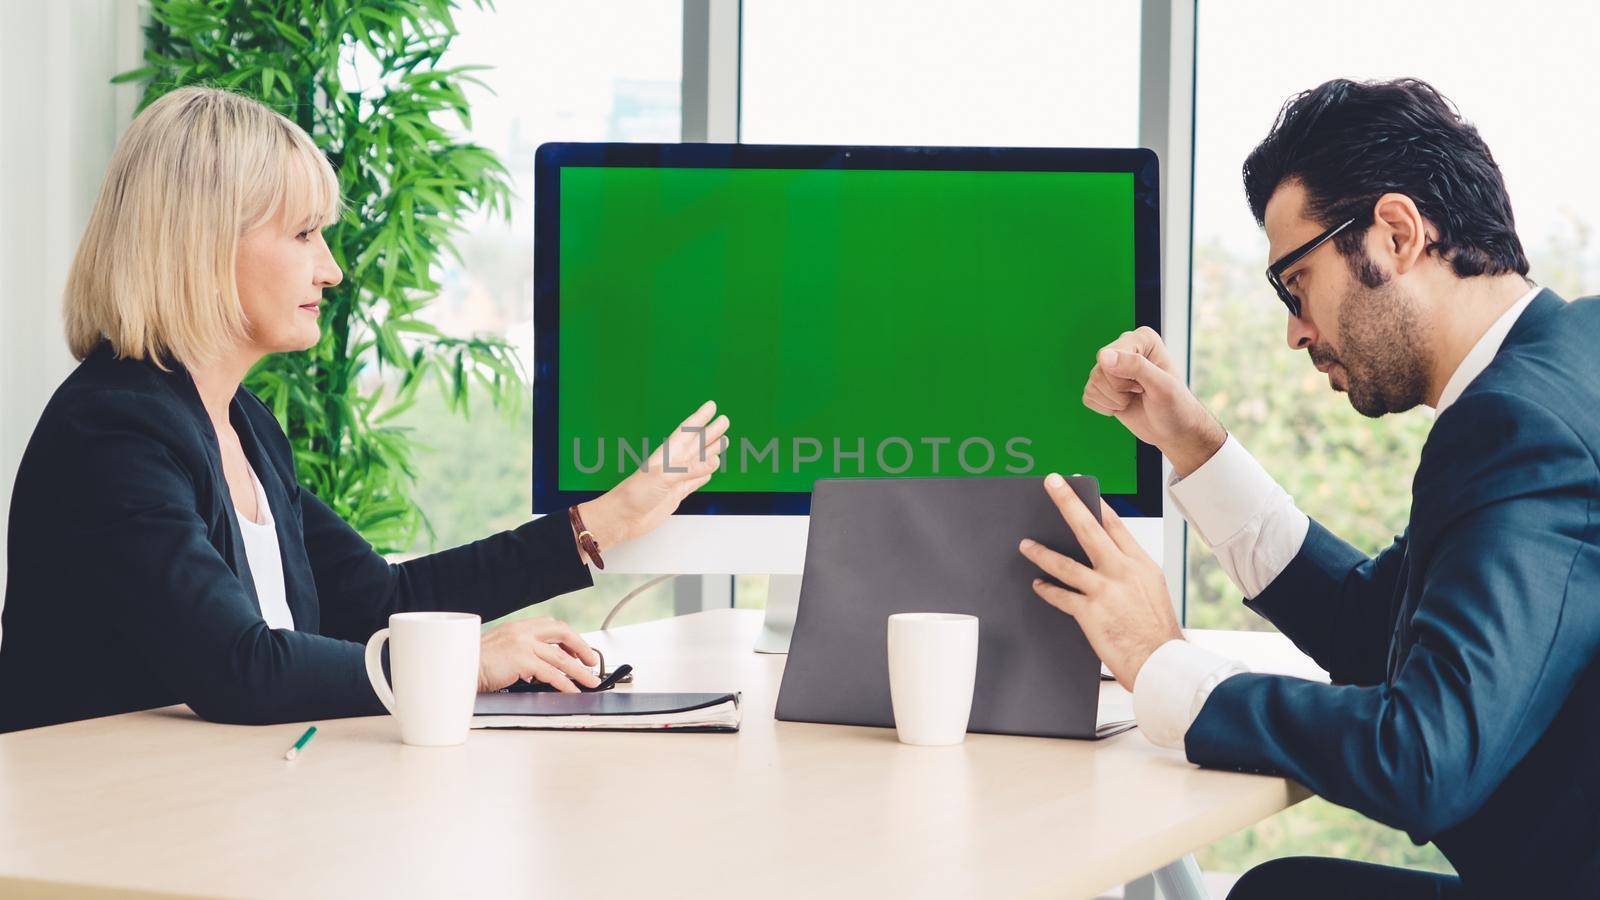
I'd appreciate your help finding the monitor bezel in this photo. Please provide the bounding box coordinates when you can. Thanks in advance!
[533,141,1164,517]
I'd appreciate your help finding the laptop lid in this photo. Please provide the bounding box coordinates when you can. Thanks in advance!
[775,475,1132,740]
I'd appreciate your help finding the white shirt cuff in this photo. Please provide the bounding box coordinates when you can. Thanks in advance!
[1166,434,1310,598]
[1133,639,1250,752]
[1168,435,1281,546]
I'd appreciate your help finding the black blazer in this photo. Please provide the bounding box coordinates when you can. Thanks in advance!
[0,343,593,732]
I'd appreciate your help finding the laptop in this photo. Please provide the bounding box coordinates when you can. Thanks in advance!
[775,476,1135,739]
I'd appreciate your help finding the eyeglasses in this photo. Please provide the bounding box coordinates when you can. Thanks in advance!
[1266,217,1357,318]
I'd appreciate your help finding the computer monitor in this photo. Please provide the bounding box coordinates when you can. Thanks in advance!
[533,142,1163,584]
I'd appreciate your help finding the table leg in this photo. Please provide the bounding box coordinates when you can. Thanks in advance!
[1123,873,1156,900]
[1122,855,1208,899]
[1152,854,1208,899]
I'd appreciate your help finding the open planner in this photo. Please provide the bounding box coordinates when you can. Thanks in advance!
[473,691,741,733]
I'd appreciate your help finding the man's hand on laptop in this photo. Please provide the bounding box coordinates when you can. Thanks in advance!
[1084,326,1227,478]
[1018,473,1182,691]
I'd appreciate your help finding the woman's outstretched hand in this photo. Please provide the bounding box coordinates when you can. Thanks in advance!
[574,400,730,561]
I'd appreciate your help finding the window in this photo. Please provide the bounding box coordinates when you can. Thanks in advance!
[1187,0,1600,879]
[400,1,684,631]
[741,0,1141,148]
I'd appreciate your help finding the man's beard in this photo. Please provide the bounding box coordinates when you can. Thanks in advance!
[1308,255,1432,418]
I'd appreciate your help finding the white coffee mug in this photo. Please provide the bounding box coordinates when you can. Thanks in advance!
[364,612,481,747]
[887,612,980,746]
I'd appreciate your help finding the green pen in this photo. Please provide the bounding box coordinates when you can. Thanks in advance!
[283,726,317,761]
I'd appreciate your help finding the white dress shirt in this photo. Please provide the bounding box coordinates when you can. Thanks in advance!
[237,460,295,631]
[1134,284,1543,751]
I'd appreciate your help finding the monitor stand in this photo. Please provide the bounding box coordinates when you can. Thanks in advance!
[754,574,801,654]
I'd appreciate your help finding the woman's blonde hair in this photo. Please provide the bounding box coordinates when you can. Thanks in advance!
[64,85,342,370]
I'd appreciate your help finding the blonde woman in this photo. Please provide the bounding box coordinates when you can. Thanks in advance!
[0,86,729,732]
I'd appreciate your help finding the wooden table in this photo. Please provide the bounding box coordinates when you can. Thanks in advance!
[0,610,1318,899]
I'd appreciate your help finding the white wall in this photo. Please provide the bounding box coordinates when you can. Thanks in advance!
[0,0,143,633]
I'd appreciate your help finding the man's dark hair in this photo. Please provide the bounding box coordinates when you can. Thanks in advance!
[1244,77,1528,279]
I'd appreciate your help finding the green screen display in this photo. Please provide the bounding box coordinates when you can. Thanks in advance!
[557,165,1137,493]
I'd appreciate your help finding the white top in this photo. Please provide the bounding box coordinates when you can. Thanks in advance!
[236,460,294,631]
[1138,284,1543,751]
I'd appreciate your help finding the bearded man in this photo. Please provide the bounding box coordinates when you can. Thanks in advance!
[1019,78,1600,898]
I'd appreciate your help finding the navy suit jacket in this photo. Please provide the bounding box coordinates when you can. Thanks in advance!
[1187,290,1600,894]
[0,343,593,732]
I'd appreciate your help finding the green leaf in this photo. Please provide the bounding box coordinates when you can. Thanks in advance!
[269,19,312,50]
[111,66,158,84]
[390,319,442,337]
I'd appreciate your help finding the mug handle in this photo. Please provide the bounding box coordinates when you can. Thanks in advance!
[364,627,397,715]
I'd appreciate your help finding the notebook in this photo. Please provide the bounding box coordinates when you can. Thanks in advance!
[472,691,742,732]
